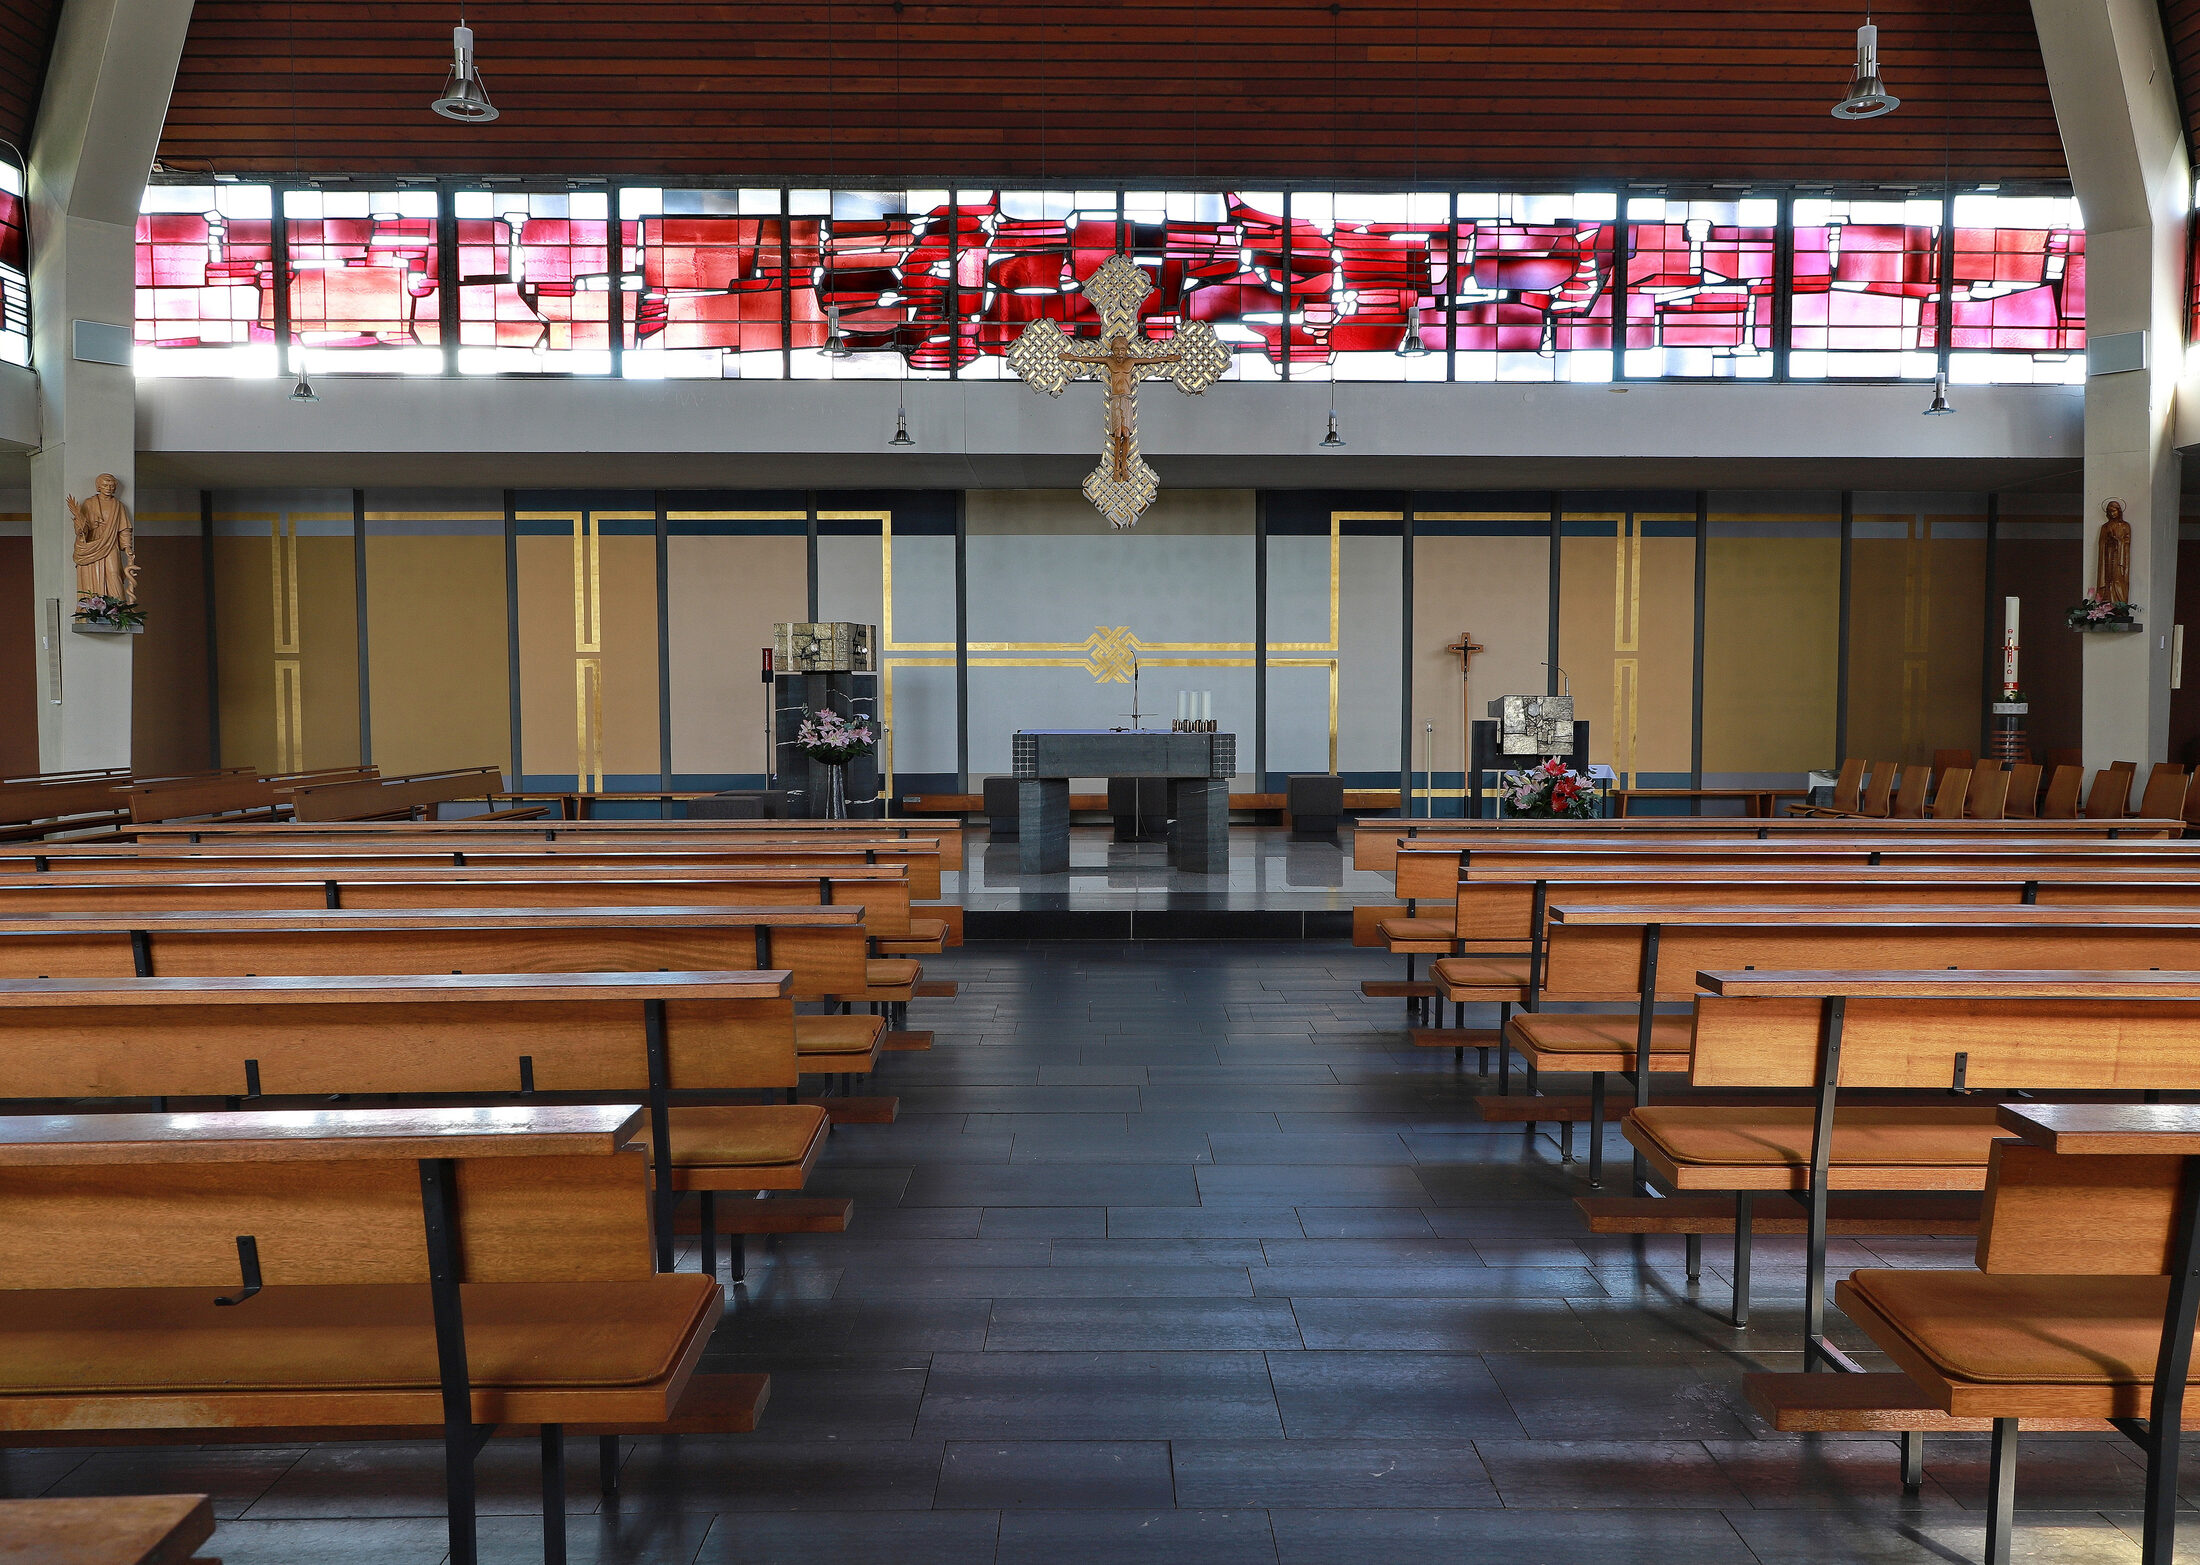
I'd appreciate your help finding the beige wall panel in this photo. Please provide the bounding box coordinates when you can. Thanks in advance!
[1558,526,1696,780]
[1337,534,1401,776]
[211,534,277,775]
[364,534,511,778]
[1846,520,1987,767]
[668,534,807,776]
[1700,535,1841,775]
[294,534,360,772]
[516,526,659,783]
[1411,533,1550,782]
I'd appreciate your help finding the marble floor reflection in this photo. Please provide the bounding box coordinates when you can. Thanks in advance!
[954,825,1394,911]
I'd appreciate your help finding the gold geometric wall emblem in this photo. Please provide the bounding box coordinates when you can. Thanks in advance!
[1083,625,1140,683]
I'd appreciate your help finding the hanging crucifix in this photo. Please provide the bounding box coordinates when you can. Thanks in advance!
[1006,254,1231,529]
[1445,630,1485,792]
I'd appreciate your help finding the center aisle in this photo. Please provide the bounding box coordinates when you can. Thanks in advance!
[653,940,2142,1564]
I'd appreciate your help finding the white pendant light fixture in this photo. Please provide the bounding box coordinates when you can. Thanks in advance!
[1923,368,1953,415]
[1832,12,1898,120]
[432,14,500,122]
[289,359,318,403]
[823,305,855,358]
[890,372,914,446]
[1395,317,1429,358]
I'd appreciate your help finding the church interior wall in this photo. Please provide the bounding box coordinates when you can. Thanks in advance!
[1700,499,1843,785]
[0,480,2110,803]
[0,492,33,777]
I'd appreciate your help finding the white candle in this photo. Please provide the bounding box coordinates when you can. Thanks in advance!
[2005,595,2019,638]
[1177,690,1187,721]
[1201,691,1212,722]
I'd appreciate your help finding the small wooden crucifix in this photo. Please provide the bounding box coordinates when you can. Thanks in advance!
[1006,255,1232,529]
[1446,630,1485,785]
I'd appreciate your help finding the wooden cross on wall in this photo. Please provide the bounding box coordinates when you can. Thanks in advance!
[1445,631,1485,802]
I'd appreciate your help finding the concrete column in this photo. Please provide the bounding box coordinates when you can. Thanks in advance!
[2031,0,2190,767]
[24,0,192,770]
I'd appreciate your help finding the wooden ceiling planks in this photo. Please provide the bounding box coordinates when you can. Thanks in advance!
[154,0,2070,184]
[2167,0,2200,157]
[0,0,59,157]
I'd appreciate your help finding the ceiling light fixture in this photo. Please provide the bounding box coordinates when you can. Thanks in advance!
[432,14,499,122]
[1320,380,1345,447]
[823,305,855,358]
[1396,317,1429,358]
[1832,13,1898,120]
[890,387,915,447]
[1923,369,1953,415]
[289,360,318,403]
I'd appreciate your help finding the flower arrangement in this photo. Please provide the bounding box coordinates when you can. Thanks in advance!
[2067,595,2141,631]
[1501,756,1597,819]
[73,594,145,630]
[795,706,875,765]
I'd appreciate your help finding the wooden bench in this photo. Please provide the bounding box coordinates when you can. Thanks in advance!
[0,1103,720,1565]
[0,1494,215,1564]
[0,969,815,1284]
[286,765,518,823]
[1680,970,2200,1372]
[0,900,907,1124]
[142,817,969,860]
[1766,1103,2200,1564]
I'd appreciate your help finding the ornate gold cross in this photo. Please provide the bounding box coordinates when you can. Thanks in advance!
[1006,254,1230,530]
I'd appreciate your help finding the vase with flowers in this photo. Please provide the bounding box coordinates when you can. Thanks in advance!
[2067,595,2142,632]
[1500,756,1597,819]
[795,706,875,818]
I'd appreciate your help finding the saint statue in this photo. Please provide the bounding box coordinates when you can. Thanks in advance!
[2096,497,2132,606]
[66,473,136,604]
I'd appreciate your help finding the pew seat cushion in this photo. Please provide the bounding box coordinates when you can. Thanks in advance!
[1430,956,1532,994]
[876,916,949,956]
[1628,1104,2009,1192]
[794,1014,885,1057]
[864,959,922,997]
[1504,1012,1694,1069]
[664,1104,829,1169]
[1376,917,1455,950]
[0,1279,717,1401]
[1841,1269,2177,1400]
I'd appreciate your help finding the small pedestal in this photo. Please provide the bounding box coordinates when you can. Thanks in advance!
[1989,702,2029,765]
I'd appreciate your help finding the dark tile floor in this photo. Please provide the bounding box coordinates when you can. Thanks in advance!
[4,941,2183,1562]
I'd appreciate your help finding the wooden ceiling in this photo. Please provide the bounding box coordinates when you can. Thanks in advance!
[0,0,59,157]
[2167,0,2200,161]
[147,0,2070,185]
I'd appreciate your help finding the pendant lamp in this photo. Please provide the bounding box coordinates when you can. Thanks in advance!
[432,17,499,122]
[1832,15,1898,119]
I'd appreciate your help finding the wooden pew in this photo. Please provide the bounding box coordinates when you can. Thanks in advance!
[123,768,378,826]
[139,816,969,859]
[0,969,814,1282]
[285,765,522,822]
[1679,970,2200,1380]
[0,1103,720,1565]
[0,902,906,1136]
[1349,815,2190,872]
[0,1494,215,1564]
[1812,1103,2200,1565]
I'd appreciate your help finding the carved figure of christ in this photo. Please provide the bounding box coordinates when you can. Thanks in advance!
[1059,332,1182,486]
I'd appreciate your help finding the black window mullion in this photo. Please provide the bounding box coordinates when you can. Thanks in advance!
[608,182,624,380]
[1280,190,1292,384]
[271,186,293,378]
[437,184,459,375]
[782,186,795,381]
[1772,189,1794,382]
[1445,191,1457,384]
[1610,203,1629,383]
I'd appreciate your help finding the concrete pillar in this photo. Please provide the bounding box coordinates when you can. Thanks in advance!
[24,0,192,770]
[2031,0,2190,767]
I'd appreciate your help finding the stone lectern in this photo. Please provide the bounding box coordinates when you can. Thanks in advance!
[1012,730,1236,875]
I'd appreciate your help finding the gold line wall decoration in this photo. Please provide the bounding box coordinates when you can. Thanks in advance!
[268,510,304,772]
[1901,514,1933,758]
[1610,513,1642,789]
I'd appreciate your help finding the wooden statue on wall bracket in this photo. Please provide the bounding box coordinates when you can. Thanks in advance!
[2096,497,2132,606]
[67,473,137,603]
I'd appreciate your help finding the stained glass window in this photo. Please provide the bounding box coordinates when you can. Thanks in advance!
[1448,192,1617,383]
[1788,197,1943,380]
[453,189,616,375]
[283,187,443,373]
[127,181,2099,385]
[135,183,278,377]
[1947,193,2084,385]
[0,159,26,367]
[1622,197,1779,378]
[622,187,791,379]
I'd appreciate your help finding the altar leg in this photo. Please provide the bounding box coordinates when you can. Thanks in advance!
[1018,778,1071,874]
[1168,777,1230,873]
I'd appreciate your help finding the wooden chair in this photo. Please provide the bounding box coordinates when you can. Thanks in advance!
[2084,761,2139,819]
[1856,762,1897,819]
[1966,765,2011,821]
[2003,762,2042,819]
[1929,767,1971,820]
[1930,748,1974,781]
[1787,757,1865,817]
[1887,766,1930,820]
[2137,763,2190,821]
[2040,765,2083,819]
[0,1494,215,1563]
[2045,746,2084,773]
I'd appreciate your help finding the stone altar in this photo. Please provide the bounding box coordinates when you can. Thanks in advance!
[1012,730,1236,874]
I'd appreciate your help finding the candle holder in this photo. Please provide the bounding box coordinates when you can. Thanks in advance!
[1170,719,1218,733]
